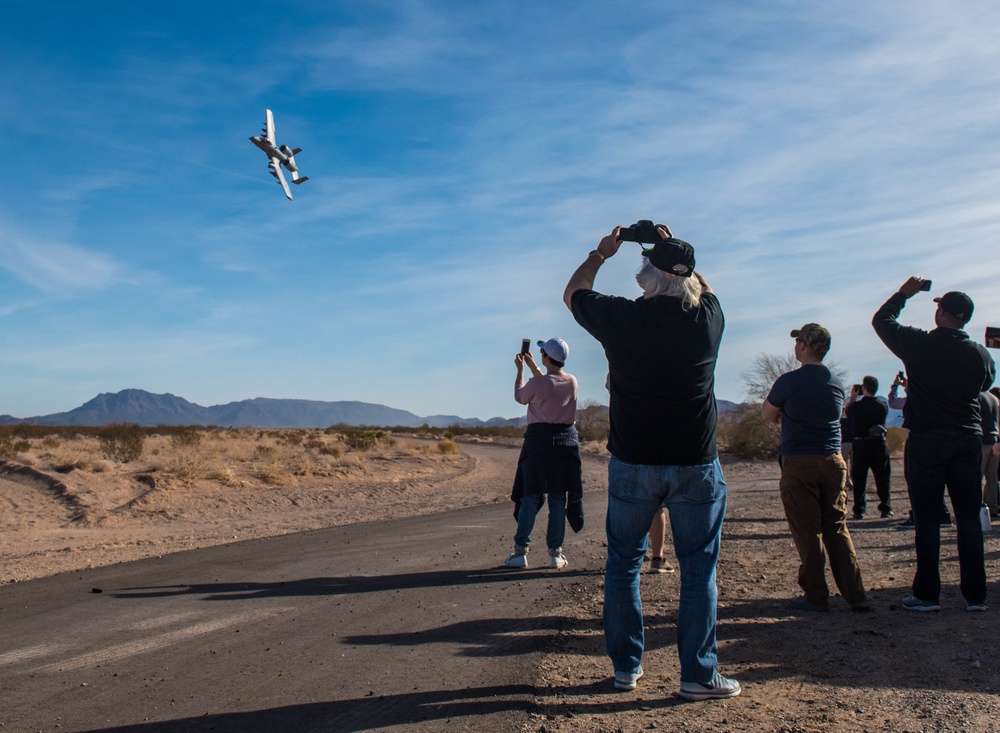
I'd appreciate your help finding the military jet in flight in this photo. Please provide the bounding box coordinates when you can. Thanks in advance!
[249,109,309,200]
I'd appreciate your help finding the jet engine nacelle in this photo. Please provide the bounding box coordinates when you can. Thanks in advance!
[279,145,299,172]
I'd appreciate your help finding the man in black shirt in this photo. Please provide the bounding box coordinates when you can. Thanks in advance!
[873,279,995,612]
[565,224,739,700]
[846,376,892,519]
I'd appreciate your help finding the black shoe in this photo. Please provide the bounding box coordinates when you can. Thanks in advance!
[896,517,915,530]
[880,509,894,518]
[852,512,865,520]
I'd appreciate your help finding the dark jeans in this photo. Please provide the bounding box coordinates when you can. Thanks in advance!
[851,438,891,515]
[906,430,986,605]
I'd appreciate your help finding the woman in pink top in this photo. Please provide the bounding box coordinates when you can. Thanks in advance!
[505,338,584,569]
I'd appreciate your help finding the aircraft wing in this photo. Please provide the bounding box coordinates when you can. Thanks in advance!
[269,157,292,200]
[265,108,277,145]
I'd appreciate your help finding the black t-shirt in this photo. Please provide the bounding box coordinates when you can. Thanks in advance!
[846,396,889,439]
[571,288,723,466]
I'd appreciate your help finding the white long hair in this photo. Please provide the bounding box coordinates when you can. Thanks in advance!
[635,258,702,310]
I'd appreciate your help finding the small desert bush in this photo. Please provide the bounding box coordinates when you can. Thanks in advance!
[169,426,204,449]
[0,434,31,459]
[253,444,275,459]
[886,427,907,456]
[341,429,392,452]
[718,408,780,459]
[438,439,460,455]
[97,423,145,463]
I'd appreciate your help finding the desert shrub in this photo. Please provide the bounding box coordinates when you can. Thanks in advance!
[279,431,304,446]
[341,429,393,452]
[719,408,780,459]
[253,444,275,459]
[97,423,145,463]
[41,435,61,449]
[576,400,610,443]
[444,431,455,441]
[318,444,342,458]
[170,426,203,449]
[886,427,907,456]
[0,434,31,459]
[438,439,460,455]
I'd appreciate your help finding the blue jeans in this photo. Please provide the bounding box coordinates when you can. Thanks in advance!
[604,456,727,684]
[514,493,567,550]
[906,430,986,605]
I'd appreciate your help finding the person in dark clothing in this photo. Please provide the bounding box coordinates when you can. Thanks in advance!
[872,280,996,612]
[889,373,952,529]
[846,375,892,518]
[565,223,739,700]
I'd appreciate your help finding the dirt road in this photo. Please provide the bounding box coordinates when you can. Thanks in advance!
[2,444,999,732]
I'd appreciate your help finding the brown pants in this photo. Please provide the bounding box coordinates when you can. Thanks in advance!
[779,453,868,606]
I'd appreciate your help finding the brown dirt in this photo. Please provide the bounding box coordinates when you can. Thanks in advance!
[2,437,998,732]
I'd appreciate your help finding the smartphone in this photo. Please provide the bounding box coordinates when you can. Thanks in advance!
[521,338,531,355]
[986,327,1000,349]
[918,280,932,291]
[897,371,905,381]
[853,384,864,396]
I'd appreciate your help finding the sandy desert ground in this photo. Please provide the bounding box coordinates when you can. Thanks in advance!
[2,429,999,732]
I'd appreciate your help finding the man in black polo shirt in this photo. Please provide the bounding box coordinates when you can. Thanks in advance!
[873,279,996,612]
[846,375,892,519]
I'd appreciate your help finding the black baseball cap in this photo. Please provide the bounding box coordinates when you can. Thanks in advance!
[641,238,696,278]
[934,291,974,324]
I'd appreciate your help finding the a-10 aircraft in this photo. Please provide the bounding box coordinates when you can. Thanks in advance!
[249,109,309,200]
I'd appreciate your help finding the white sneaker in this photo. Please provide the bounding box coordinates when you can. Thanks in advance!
[678,671,741,700]
[504,546,528,568]
[548,548,568,569]
[614,666,643,690]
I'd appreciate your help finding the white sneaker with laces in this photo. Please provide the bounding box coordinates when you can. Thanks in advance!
[678,671,741,700]
[504,545,528,568]
[548,547,568,569]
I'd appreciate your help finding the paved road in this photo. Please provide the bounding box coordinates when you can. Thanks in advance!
[1,482,610,732]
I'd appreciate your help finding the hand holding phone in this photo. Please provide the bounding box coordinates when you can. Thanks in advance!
[521,339,531,355]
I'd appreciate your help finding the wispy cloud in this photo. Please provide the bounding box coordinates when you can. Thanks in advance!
[0,232,125,295]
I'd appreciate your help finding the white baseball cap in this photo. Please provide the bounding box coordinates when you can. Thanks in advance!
[537,338,569,363]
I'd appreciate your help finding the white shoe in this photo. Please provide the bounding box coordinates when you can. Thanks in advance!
[548,548,567,569]
[504,546,528,568]
[678,671,741,700]
[614,666,643,690]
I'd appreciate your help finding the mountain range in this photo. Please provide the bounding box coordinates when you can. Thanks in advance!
[0,389,524,429]
[1,389,743,429]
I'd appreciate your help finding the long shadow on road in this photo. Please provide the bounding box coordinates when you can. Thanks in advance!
[109,566,598,601]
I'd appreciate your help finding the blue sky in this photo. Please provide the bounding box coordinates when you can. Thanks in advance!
[1,1,998,421]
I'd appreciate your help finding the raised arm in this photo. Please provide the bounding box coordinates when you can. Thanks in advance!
[564,227,623,309]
